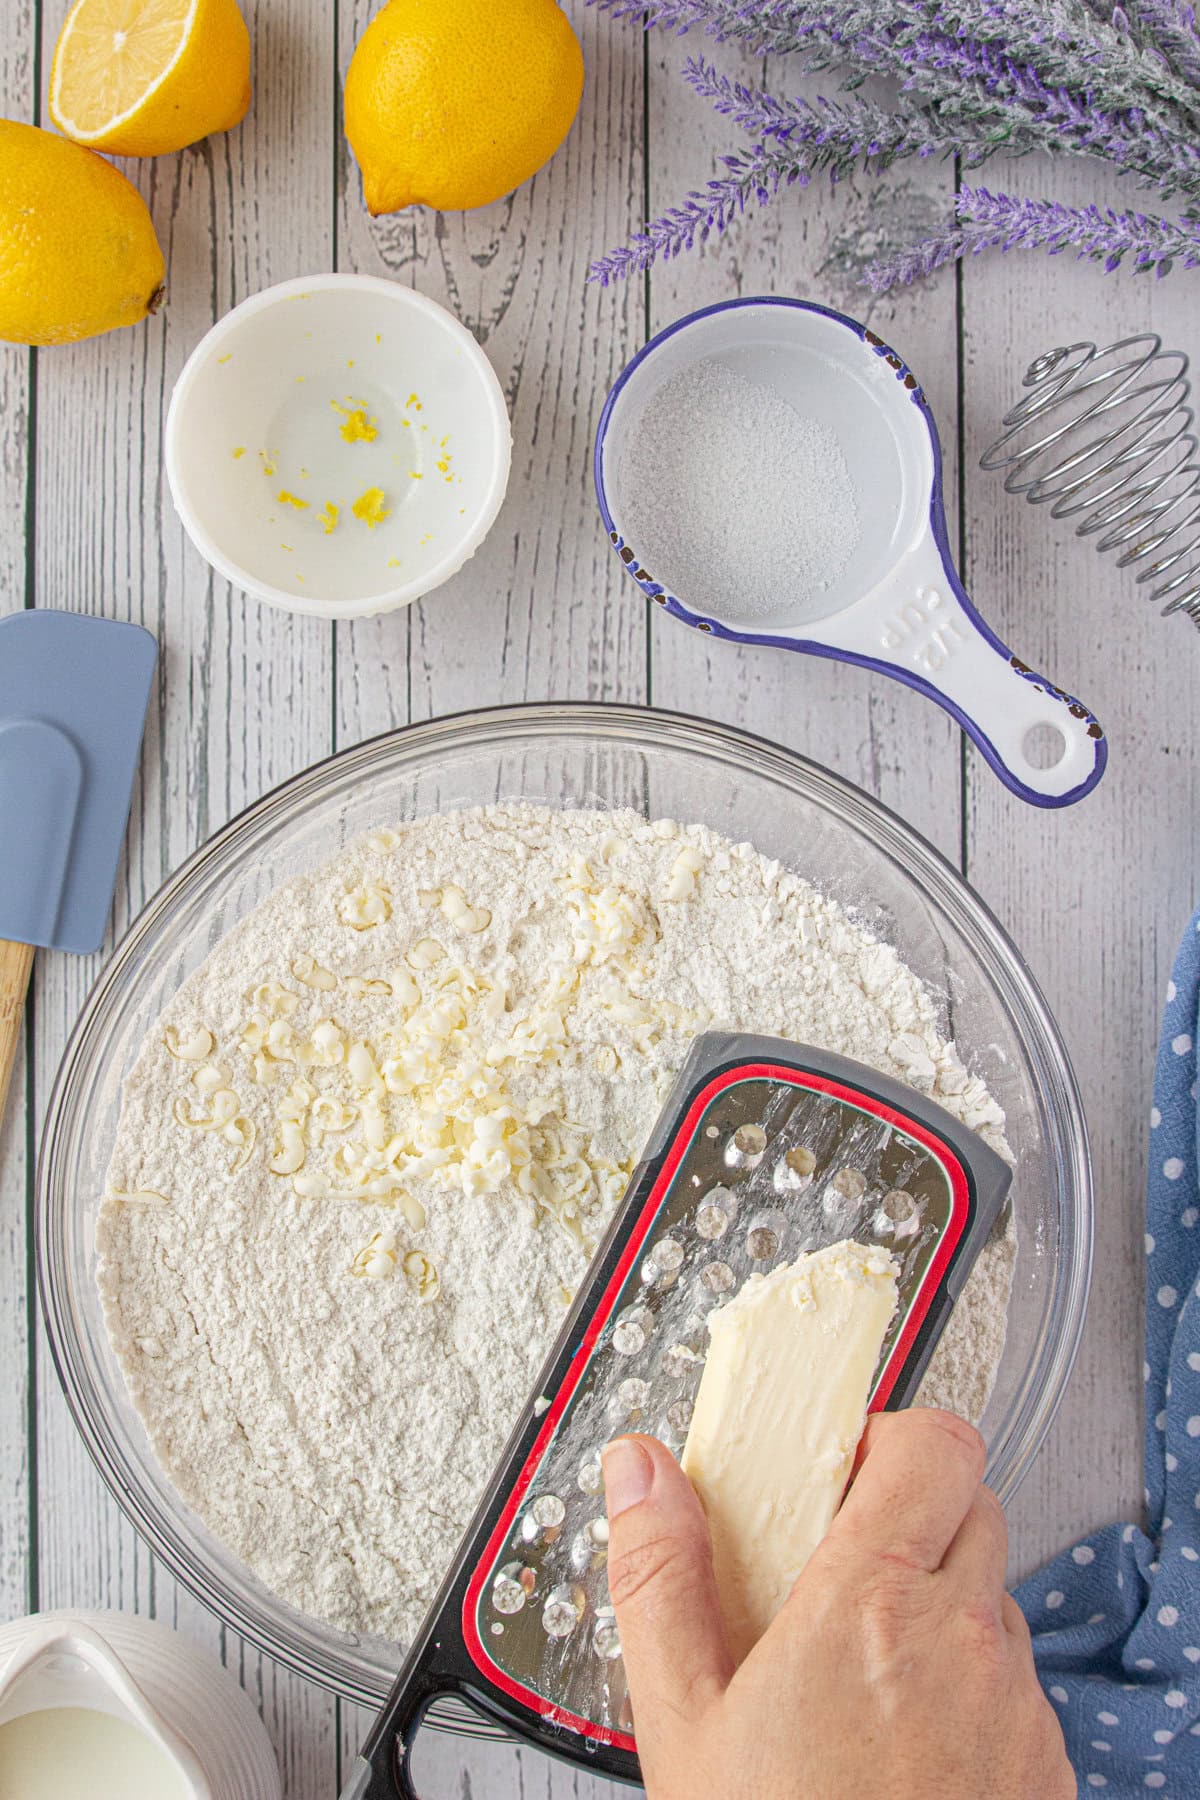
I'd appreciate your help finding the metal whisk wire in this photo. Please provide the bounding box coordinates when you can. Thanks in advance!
[980,333,1200,625]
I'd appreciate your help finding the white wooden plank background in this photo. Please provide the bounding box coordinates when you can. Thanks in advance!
[2,6,1199,1795]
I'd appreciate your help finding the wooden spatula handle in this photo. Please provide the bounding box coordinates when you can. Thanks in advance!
[0,939,35,1126]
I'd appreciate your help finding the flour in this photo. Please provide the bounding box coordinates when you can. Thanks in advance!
[97,805,1016,1646]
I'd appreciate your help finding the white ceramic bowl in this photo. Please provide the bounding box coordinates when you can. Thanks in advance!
[165,276,512,620]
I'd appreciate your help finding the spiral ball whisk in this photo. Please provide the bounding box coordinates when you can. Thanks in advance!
[981,334,1200,627]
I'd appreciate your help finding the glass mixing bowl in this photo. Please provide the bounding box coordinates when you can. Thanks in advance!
[37,704,1093,1710]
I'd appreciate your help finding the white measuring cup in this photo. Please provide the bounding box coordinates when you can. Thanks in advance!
[594,297,1106,808]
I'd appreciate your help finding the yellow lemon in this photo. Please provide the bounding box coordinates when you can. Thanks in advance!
[0,119,165,345]
[49,0,251,157]
[344,0,584,216]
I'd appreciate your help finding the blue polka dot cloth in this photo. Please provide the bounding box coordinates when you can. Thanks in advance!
[1013,907,1200,1795]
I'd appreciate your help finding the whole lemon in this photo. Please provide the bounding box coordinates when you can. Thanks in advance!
[0,120,165,345]
[344,0,584,216]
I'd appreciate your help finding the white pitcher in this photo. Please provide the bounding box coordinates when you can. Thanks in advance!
[0,1611,281,1800]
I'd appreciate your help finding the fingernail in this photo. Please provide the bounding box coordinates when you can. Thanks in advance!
[602,1437,654,1518]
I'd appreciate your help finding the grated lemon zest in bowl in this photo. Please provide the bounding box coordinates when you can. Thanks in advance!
[352,487,390,529]
[331,398,378,443]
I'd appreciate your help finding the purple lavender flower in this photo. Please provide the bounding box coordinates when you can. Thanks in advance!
[864,183,1200,290]
[1139,0,1200,87]
[589,0,1200,129]
[588,1,1200,289]
[589,143,810,285]
[682,56,980,162]
[601,4,1200,192]
[682,47,1200,192]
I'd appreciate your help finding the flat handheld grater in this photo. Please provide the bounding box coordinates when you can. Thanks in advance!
[343,1032,1013,1798]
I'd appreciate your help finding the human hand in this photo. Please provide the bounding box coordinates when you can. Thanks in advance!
[601,1410,1073,1800]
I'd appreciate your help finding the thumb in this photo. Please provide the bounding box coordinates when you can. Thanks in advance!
[603,1436,732,1759]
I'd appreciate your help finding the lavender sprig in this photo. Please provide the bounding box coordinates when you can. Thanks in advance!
[932,0,1200,125]
[591,1,1200,191]
[682,49,1200,192]
[588,1,1200,289]
[1137,0,1200,86]
[585,0,794,37]
[740,15,1200,180]
[589,143,811,285]
[870,29,1200,195]
[589,0,1200,127]
[682,56,998,162]
[864,182,1200,288]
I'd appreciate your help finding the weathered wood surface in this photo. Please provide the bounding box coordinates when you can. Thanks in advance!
[25,1,340,1792]
[1,6,1197,1795]
[959,155,1200,1575]
[0,0,35,1638]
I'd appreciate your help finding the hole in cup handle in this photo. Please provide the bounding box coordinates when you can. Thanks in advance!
[828,571,1107,806]
[920,604,1106,805]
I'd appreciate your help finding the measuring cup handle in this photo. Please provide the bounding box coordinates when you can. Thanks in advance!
[827,549,1106,806]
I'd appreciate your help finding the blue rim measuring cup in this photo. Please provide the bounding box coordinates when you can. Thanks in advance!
[594,297,1106,809]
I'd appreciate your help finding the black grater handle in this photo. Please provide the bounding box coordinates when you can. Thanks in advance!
[339,1656,464,1799]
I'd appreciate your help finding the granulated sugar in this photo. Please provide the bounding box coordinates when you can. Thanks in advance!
[612,358,860,624]
[97,805,1014,1647]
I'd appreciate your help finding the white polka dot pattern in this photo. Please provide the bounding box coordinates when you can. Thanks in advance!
[1013,918,1200,1793]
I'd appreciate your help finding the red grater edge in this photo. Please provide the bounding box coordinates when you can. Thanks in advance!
[460,1060,973,1750]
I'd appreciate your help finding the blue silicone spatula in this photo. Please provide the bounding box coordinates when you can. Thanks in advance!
[0,610,157,1125]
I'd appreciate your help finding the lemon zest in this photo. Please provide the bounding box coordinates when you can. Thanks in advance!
[319,501,340,536]
[352,487,390,529]
[277,488,309,510]
[331,399,379,443]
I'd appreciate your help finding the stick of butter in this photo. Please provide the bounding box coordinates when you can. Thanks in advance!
[681,1239,899,1663]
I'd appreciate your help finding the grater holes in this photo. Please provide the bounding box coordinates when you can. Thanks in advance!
[569,1518,609,1574]
[612,1304,653,1356]
[480,1075,962,1724]
[696,1184,737,1239]
[774,1143,817,1194]
[873,1187,921,1240]
[746,1208,788,1262]
[725,1121,768,1170]
[494,1561,536,1613]
[612,1376,651,1420]
[640,1235,684,1291]
[577,1453,604,1496]
[698,1259,735,1296]
[665,1396,693,1435]
[592,1609,622,1661]
[663,1339,705,1377]
[542,1584,585,1638]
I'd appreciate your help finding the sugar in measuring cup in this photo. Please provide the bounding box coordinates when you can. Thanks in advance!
[595,298,1106,808]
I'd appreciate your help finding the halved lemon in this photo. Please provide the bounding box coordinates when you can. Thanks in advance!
[49,0,251,158]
